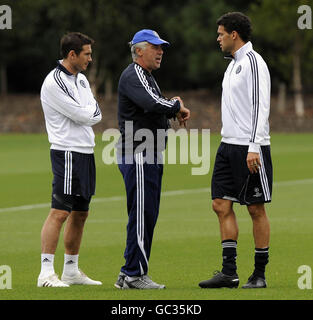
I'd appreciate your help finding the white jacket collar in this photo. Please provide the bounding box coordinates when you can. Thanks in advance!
[233,41,253,61]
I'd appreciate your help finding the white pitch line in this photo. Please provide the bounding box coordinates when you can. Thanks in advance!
[0,178,312,214]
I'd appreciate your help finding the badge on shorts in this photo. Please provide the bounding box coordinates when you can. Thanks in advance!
[80,80,86,88]
[253,187,262,198]
[236,65,242,74]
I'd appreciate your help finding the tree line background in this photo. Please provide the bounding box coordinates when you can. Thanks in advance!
[0,0,313,126]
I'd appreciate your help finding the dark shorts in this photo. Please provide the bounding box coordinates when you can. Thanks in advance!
[51,193,91,212]
[211,143,273,205]
[50,149,95,212]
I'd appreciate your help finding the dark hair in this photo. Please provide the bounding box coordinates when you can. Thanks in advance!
[60,32,94,58]
[217,12,252,42]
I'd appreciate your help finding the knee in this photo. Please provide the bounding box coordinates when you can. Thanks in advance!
[212,199,231,218]
[212,199,221,214]
[248,204,266,220]
[49,208,70,224]
[71,211,89,223]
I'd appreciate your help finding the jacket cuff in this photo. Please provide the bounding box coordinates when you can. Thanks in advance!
[248,142,260,153]
[169,99,180,118]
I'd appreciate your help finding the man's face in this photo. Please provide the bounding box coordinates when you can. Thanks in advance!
[137,43,164,72]
[71,44,92,72]
[217,25,234,53]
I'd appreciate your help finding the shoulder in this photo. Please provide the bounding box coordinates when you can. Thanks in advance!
[245,50,269,70]
[42,68,59,90]
[41,67,73,96]
[119,63,144,87]
[244,50,270,83]
[121,63,138,79]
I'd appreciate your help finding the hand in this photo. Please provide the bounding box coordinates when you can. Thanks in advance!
[171,96,190,127]
[246,152,261,174]
[176,112,186,127]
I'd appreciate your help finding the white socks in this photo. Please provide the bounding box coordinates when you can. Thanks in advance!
[39,253,55,278]
[63,254,79,277]
[39,253,79,278]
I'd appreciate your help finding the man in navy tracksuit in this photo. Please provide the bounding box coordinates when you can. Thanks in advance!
[114,29,190,289]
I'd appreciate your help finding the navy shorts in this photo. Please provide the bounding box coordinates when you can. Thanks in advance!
[51,193,91,212]
[50,150,95,212]
[211,143,273,205]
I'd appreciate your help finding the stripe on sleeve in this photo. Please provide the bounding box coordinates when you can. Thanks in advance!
[247,52,259,143]
[53,69,77,103]
[93,102,101,117]
[134,64,176,108]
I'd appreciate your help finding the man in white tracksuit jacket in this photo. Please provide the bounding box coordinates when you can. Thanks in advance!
[199,12,272,289]
[38,32,102,288]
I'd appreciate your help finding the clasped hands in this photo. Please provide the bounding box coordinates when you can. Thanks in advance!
[171,96,190,128]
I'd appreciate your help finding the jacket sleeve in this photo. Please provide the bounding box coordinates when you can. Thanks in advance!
[247,54,271,153]
[123,64,180,117]
[41,77,102,127]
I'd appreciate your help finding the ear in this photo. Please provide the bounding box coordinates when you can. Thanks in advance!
[231,31,238,40]
[67,49,77,60]
[136,47,144,57]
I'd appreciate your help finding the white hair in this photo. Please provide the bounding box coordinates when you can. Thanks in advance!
[129,41,148,61]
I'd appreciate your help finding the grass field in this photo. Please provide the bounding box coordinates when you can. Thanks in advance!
[0,132,313,301]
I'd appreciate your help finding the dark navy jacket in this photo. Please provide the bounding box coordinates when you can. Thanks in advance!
[117,62,180,154]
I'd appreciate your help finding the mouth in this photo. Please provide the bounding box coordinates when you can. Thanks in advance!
[156,57,162,64]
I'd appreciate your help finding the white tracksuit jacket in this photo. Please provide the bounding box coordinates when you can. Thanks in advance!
[221,41,271,153]
[40,61,102,154]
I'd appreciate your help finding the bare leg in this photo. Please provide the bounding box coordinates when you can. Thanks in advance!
[212,199,238,241]
[212,198,239,277]
[41,208,70,254]
[63,211,89,255]
[245,203,270,283]
[61,210,102,285]
[247,203,270,248]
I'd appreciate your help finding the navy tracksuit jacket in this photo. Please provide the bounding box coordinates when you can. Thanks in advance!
[117,62,180,276]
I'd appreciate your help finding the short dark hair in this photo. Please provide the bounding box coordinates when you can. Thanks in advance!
[60,32,94,58]
[217,12,252,42]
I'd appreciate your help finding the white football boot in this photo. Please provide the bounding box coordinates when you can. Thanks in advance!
[37,273,69,287]
[61,269,102,285]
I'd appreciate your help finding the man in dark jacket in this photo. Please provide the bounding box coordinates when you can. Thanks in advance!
[115,29,190,289]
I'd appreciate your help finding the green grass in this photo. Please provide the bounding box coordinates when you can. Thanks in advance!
[0,133,313,300]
